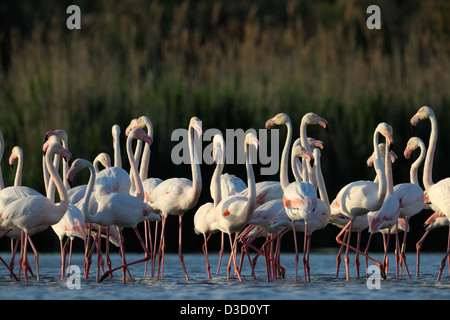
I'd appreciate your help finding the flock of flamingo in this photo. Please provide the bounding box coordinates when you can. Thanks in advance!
[0,106,449,284]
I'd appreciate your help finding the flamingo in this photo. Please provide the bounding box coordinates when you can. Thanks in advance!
[410,106,450,281]
[194,133,225,279]
[125,115,163,277]
[210,132,258,281]
[389,137,426,278]
[148,116,203,281]
[365,136,401,277]
[281,143,317,282]
[0,142,71,281]
[332,122,393,281]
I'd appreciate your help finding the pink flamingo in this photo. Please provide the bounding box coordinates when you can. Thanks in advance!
[410,106,450,281]
[125,115,163,277]
[365,136,401,277]
[148,116,203,281]
[332,122,393,281]
[210,132,258,281]
[0,142,71,281]
[194,133,225,279]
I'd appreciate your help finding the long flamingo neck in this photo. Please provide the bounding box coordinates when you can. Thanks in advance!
[385,143,394,196]
[127,135,145,201]
[423,115,437,190]
[80,161,96,223]
[314,149,329,206]
[280,119,292,190]
[300,119,315,186]
[244,142,256,218]
[188,123,202,206]
[45,149,69,217]
[211,161,224,208]
[14,151,23,187]
[373,130,387,204]
[114,135,122,168]
[139,121,154,181]
[410,145,425,185]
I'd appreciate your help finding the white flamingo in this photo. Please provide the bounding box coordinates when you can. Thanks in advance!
[331,122,393,281]
[410,106,450,280]
[148,116,203,281]
[210,132,258,281]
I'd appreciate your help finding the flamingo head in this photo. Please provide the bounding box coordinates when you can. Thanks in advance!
[376,122,394,146]
[307,137,325,151]
[410,106,435,127]
[125,118,138,136]
[96,152,112,169]
[44,142,71,164]
[302,112,329,131]
[129,127,153,146]
[112,124,121,149]
[292,145,314,167]
[265,113,290,129]
[8,146,22,169]
[44,129,68,145]
[190,117,203,138]
[212,134,225,164]
[67,158,89,183]
[245,132,259,151]
[403,136,425,159]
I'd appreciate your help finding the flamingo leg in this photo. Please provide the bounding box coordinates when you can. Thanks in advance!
[355,231,361,279]
[292,220,300,282]
[336,230,348,278]
[202,233,211,279]
[437,248,450,281]
[216,232,225,275]
[156,216,167,280]
[26,234,40,281]
[177,216,189,281]
[151,220,159,278]
[303,224,309,283]
[416,229,430,277]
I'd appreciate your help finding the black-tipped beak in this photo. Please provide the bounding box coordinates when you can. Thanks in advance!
[9,164,13,170]
[68,178,73,188]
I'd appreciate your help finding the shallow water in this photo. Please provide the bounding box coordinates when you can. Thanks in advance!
[0,251,449,300]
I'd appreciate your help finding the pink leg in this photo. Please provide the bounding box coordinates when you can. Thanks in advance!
[151,221,159,278]
[336,231,348,278]
[302,224,309,283]
[355,231,361,279]
[292,220,299,282]
[26,234,40,281]
[416,229,430,277]
[157,216,167,280]
[178,216,189,281]
[216,232,225,275]
[203,233,211,279]
[437,248,450,281]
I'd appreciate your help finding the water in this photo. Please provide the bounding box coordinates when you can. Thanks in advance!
[0,251,449,300]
